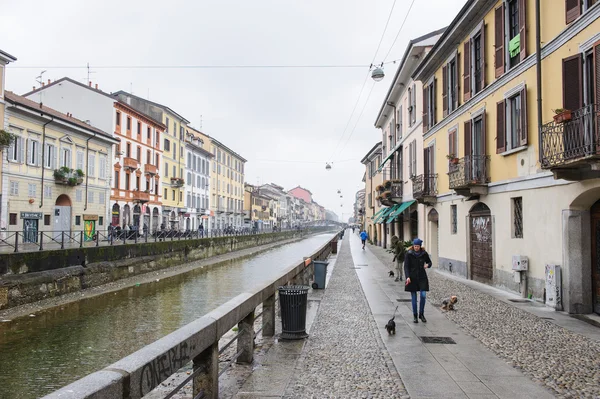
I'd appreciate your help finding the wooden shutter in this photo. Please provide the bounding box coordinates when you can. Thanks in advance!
[520,86,528,146]
[454,54,460,109]
[496,100,506,153]
[442,65,448,117]
[495,5,505,78]
[463,41,471,101]
[424,147,430,176]
[464,120,472,157]
[433,78,437,125]
[480,23,486,90]
[482,111,487,156]
[566,0,581,24]
[519,0,527,61]
[594,42,600,109]
[562,55,583,112]
[19,138,24,163]
[423,85,429,132]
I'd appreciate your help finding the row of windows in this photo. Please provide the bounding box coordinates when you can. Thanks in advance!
[212,178,244,196]
[8,136,107,178]
[114,172,159,193]
[8,213,104,226]
[186,153,210,176]
[449,198,522,238]
[9,181,106,203]
[116,111,160,144]
[214,195,243,211]
[186,194,209,209]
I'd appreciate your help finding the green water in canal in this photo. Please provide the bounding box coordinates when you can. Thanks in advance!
[0,233,335,398]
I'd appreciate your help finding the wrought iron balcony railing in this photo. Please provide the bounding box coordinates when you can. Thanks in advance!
[389,181,402,198]
[448,155,490,189]
[412,174,438,199]
[541,104,600,168]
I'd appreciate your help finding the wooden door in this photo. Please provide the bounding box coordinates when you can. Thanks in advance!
[470,204,493,282]
[591,201,600,314]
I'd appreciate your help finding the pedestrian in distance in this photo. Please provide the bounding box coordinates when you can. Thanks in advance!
[352,226,356,233]
[360,230,368,250]
[404,238,432,323]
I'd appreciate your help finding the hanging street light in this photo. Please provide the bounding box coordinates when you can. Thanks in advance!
[371,66,385,82]
[325,163,332,170]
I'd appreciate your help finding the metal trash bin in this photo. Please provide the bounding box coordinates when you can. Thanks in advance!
[278,285,309,340]
[312,260,329,289]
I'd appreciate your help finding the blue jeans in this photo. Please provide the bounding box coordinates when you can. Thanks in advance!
[411,291,426,315]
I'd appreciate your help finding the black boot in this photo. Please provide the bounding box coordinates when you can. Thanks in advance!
[419,313,427,323]
[413,314,418,323]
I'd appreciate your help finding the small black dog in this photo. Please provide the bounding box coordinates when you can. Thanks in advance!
[385,306,398,335]
[388,270,395,278]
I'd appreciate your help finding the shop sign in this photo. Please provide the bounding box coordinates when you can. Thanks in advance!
[20,212,42,219]
[83,214,99,221]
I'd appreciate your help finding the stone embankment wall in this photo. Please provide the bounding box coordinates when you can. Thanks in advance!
[0,229,322,310]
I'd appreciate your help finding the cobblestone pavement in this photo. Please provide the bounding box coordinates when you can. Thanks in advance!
[368,243,600,399]
[282,238,408,399]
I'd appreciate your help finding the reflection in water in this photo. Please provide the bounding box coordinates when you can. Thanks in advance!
[0,233,334,399]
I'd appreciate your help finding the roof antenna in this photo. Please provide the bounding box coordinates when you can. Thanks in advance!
[200,114,203,130]
[84,62,96,85]
[35,70,47,104]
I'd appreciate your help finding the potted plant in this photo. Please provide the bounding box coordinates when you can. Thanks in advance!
[75,169,84,184]
[553,108,572,124]
[384,180,392,189]
[375,184,385,193]
[67,177,78,186]
[54,166,71,183]
[446,154,459,164]
[0,129,16,148]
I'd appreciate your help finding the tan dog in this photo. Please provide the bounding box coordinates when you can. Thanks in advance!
[441,296,458,311]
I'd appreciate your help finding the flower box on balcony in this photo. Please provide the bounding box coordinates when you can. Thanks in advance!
[553,109,572,124]
[54,167,84,186]
[170,177,184,187]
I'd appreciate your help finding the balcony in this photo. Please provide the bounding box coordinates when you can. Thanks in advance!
[144,163,157,176]
[123,157,138,171]
[541,104,600,181]
[448,155,490,197]
[132,190,150,203]
[412,174,438,205]
[170,177,184,188]
[378,180,402,206]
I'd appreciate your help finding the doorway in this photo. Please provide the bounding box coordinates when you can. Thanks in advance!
[469,202,493,283]
[112,203,120,226]
[54,194,72,239]
[428,209,439,268]
[590,200,600,314]
[23,218,39,243]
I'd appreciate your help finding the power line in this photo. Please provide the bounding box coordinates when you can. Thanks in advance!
[334,81,376,160]
[382,0,417,62]
[328,0,398,162]
[10,64,368,70]
[254,158,356,164]
[370,0,398,64]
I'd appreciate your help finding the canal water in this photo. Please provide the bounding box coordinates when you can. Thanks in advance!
[0,233,335,399]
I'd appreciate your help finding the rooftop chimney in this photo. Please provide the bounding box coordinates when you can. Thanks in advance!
[95,84,98,90]
[47,79,51,84]
[89,81,92,87]
[42,82,45,87]
[33,86,36,91]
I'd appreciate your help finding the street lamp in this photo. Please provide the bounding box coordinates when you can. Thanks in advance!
[325,163,332,170]
[371,67,385,82]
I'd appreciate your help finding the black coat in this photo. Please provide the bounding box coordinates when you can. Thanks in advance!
[404,249,432,292]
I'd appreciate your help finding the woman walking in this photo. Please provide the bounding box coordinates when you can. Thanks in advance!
[404,238,432,323]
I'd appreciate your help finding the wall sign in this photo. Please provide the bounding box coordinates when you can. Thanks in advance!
[20,212,42,219]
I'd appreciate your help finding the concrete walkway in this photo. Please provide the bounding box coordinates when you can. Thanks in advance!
[232,232,556,398]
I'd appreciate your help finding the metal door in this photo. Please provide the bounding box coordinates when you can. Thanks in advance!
[591,202,600,314]
[470,207,493,282]
[53,206,71,239]
[23,219,38,243]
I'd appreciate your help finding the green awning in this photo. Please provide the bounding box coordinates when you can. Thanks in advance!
[377,142,403,172]
[386,200,416,223]
[375,207,394,224]
[371,207,386,221]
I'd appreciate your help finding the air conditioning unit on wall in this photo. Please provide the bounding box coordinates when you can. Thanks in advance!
[512,255,528,271]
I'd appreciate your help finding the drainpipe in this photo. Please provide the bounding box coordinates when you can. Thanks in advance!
[536,0,543,163]
[84,133,97,211]
[39,116,54,209]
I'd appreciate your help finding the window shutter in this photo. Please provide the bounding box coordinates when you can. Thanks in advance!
[423,86,429,132]
[482,111,487,155]
[53,146,57,169]
[454,53,460,109]
[442,65,448,117]
[463,41,471,101]
[37,143,42,166]
[424,147,430,190]
[480,24,486,90]
[520,86,528,146]
[27,139,32,164]
[519,0,527,61]
[19,138,24,163]
[562,55,583,112]
[433,78,437,125]
[496,100,506,154]
[594,42,600,110]
[464,120,472,157]
[494,5,505,78]
[565,0,581,24]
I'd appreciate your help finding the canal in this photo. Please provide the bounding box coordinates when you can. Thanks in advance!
[0,232,335,399]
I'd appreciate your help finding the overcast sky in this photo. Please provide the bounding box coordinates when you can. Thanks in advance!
[2,0,466,221]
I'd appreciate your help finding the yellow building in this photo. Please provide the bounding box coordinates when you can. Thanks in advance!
[0,49,17,214]
[361,142,384,246]
[2,92,118,237]
[114,92,190,229]
[243,183,271,231]
[195,132,246,231]
[412,0,600,314]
